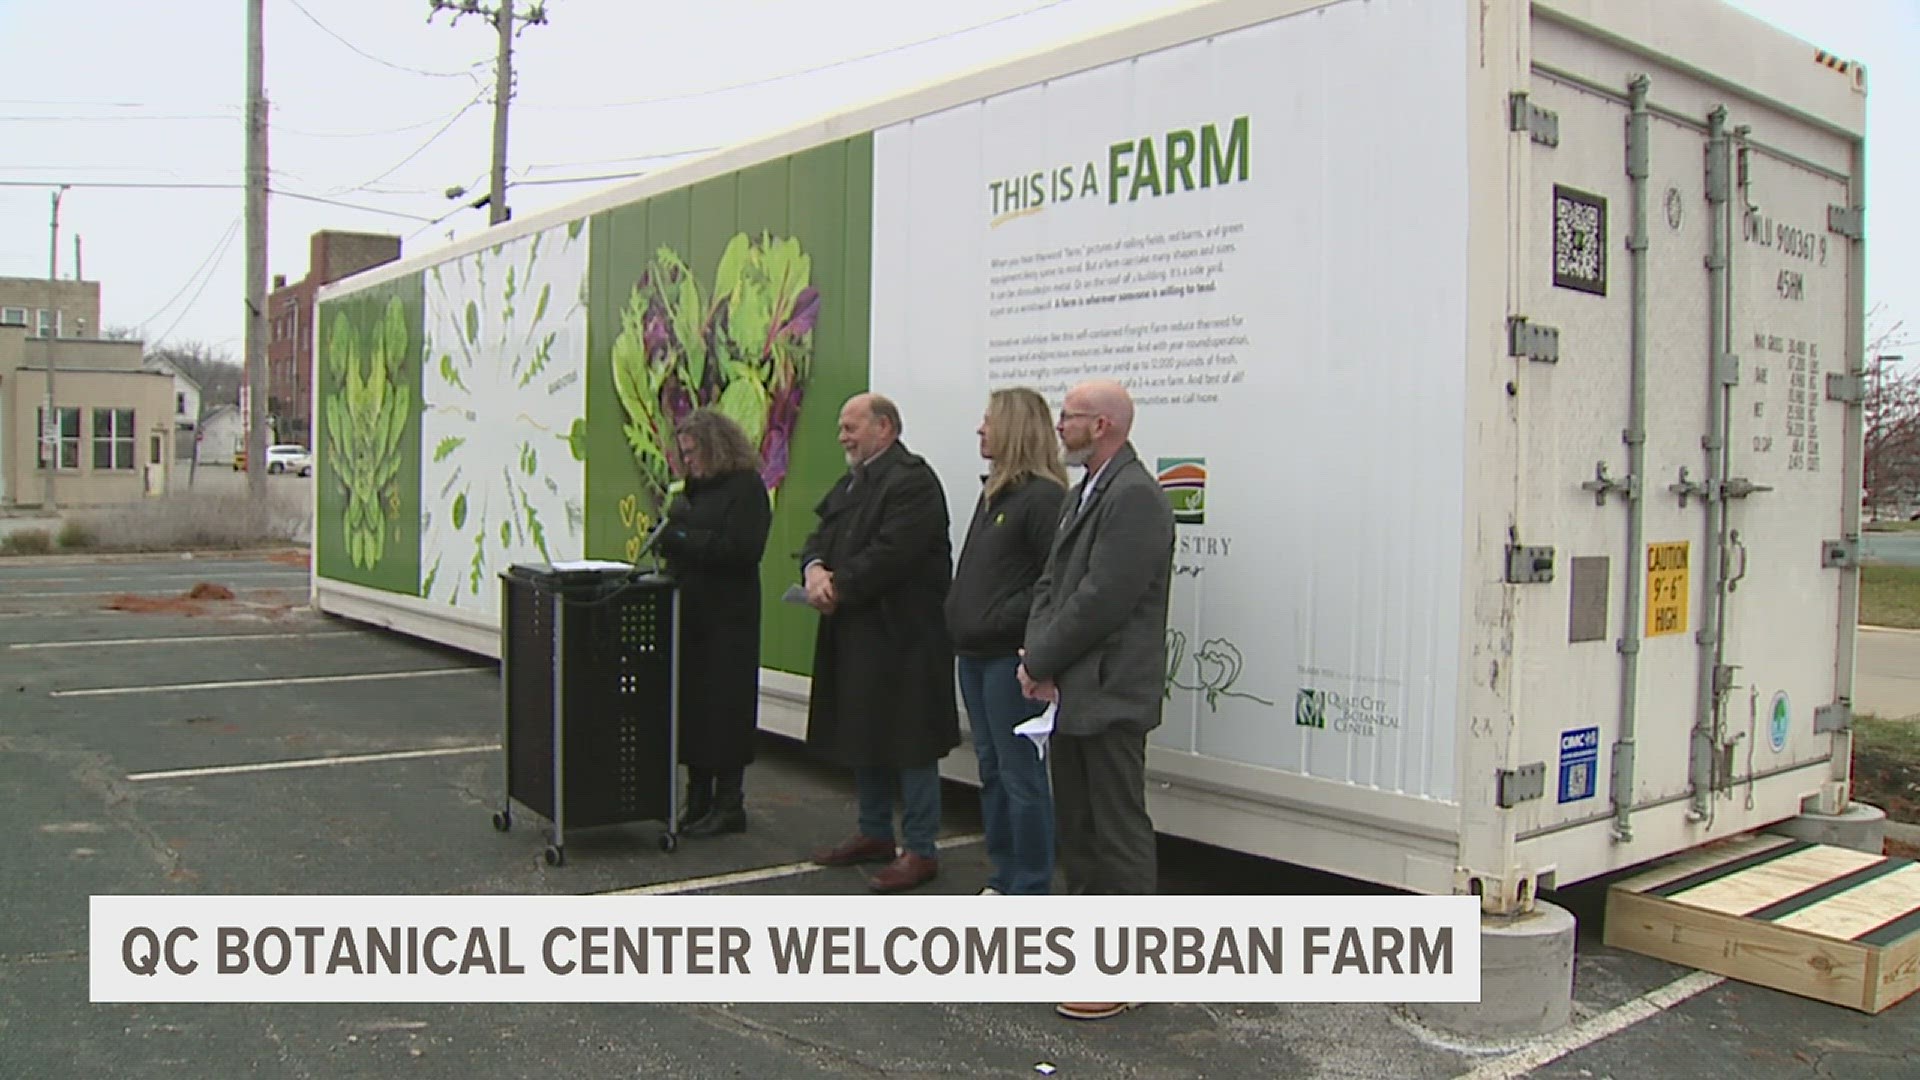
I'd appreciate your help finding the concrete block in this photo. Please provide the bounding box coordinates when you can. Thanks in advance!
[1768,801,1888,855]
[1407,900,1574,1040]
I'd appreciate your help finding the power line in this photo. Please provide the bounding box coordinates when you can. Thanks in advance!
[135,217,243,332]
[0,113,239,123]
[270,109,487,140]
[281,0,483,81]
[516,146,721,173]
[320,86,488,197]
[525,0,1071,112]
[0,180,242,189]
[151,223,242,347]
[270,188,439,222]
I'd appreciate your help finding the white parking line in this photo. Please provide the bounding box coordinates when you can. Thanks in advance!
[599,833,989,896]
[1454,971,1725,1080]
[51,667,491,698]
[11,631,355,651]
[126,744,499,781]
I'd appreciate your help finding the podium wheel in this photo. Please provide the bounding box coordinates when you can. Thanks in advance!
[491,811,511,832]
[659,831,678,853]
[543,845,565,867]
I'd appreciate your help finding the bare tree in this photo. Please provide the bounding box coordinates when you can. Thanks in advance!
[144,340,245,410]
[1864,313,1920,521]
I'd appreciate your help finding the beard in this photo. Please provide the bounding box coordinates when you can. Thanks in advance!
[1062,442,1093,467]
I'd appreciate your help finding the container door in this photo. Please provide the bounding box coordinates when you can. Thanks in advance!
[1516,64,1857,840]
[1511,71,1720,835]
[1716,135,1856,793]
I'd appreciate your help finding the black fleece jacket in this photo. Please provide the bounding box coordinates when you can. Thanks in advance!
[942,473,1066,658]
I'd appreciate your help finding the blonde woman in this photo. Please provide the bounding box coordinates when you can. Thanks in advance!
[942,387,1069,895]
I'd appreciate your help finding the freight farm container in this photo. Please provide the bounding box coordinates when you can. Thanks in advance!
[311,0,1869,911]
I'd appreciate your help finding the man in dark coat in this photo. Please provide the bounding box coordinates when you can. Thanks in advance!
[1018,379,1173,1021]
[801,392,959,893]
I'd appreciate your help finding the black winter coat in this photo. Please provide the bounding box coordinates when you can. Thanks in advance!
[657,467,772,771]
[799,442,960,768]
[944,474,1066,657]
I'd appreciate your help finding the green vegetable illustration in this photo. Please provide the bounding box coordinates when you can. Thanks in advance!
[610,231,819,525]
[323,297,414,570]
[423,220,585,607]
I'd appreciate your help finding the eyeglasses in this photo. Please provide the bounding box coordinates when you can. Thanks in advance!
[1058,411,1102,423]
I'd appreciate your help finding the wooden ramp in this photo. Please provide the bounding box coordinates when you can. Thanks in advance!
[1604,833,1920,1014]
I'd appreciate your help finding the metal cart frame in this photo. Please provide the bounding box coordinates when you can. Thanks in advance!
[490,565,681,865]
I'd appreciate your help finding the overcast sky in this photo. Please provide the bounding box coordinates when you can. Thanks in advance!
[0,0,1910,357]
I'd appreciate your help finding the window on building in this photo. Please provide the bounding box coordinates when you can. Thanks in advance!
[93,408,136,471]
[177,391,187,416]
[35,309,61,338]
[0,307,25,326]
[150,433,164,466]
[36,406,80,470]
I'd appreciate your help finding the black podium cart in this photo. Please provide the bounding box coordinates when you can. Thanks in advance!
[492,562,681,865]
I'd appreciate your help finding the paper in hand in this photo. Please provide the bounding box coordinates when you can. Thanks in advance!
[1013,702,1056,761]
[781,583,810,605]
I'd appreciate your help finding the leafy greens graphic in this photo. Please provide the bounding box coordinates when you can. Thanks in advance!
[324,297,413,570]
[611,232,819,522]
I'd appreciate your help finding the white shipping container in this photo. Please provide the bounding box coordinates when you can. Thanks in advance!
[312,0,1868,911]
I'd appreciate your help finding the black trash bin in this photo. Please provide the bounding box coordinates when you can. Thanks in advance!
[492,562,681,865]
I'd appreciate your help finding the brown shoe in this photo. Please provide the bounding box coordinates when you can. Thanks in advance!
[868,851,939,893]
[1056,1001,1141,1020]
[811,834,896,867]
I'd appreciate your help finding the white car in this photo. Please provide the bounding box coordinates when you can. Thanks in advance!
[266,444,313,477]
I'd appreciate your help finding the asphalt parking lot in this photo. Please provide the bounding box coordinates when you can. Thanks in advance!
[1,554,1914,1078]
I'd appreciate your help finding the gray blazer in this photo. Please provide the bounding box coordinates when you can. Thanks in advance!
[1021,442,1175,737]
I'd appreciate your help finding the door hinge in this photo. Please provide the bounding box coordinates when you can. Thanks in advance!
[1814,703,1851,734]
[1827,204,1864,240]
[1509,92,1560,146]
[1508,316,1560,362]
[1505,544,1556,584]
[1497,763,1548,808]
[1827,372,1866,403]
[1822,537,1859,569]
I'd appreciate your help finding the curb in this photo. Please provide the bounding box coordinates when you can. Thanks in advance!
[1888,820,1920,846]
[0,547,309,568]
[1859,624,1920,636]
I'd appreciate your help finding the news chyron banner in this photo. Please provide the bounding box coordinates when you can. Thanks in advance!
[92,895,1478,1003]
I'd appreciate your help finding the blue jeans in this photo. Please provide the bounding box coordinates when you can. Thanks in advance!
[958,654,1055,894]
[856,764,942,859]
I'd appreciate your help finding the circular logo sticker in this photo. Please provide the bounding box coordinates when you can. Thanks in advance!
[1769,692,1790,752]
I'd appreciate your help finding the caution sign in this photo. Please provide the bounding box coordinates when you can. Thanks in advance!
[1646,542,1690,637]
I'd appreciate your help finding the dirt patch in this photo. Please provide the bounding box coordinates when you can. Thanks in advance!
[103,582,237,617]
[105,594,214,616]
[1887,837,1920,860]
[265,550,311,568]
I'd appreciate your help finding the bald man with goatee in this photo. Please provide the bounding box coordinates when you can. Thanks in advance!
[1017,379,1174,1021]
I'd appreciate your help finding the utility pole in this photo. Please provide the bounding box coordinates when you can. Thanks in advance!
[42,185,68,510]
[429,0,547,226]
[244,0,269,500]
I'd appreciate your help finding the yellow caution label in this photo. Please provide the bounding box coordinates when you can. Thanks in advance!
[1646,541,1690,638]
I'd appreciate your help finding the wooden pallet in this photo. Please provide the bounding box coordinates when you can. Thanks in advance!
[1604,833,1920,1014]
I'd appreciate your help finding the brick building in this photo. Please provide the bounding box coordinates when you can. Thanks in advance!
[267,231,401,444]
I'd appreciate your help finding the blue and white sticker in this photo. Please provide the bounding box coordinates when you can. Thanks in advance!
[1769,692,1790,752]
[1558,726,1600,804]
